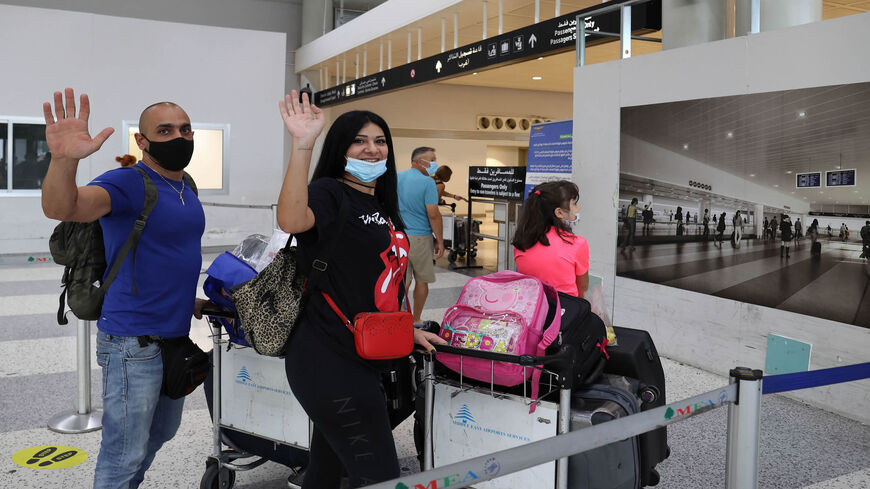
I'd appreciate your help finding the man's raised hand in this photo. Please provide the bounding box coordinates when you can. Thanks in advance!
[42,88,114,162]
[278,90,325,150]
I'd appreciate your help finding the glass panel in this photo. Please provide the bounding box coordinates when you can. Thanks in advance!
[0,123,7,190]
[11,123,49,190]
[127,126,224,190]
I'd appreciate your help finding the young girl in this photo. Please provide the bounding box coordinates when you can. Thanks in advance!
[512,181,589,298]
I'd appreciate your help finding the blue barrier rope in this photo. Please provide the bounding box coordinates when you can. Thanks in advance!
[762,362,870,395]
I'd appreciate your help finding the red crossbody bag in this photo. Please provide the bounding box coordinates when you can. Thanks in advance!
[322,292,414,360]
[320,219,414,360]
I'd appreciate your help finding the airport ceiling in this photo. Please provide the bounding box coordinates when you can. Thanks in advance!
[620,173,792,215]
[314,1,868,94]
[622,82,870,207]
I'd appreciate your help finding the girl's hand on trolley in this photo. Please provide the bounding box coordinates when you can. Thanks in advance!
[278,89,325,150]
[413,328,447,354]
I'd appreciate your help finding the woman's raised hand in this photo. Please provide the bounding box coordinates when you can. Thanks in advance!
[42,88,114,162]
[278,90,325,149]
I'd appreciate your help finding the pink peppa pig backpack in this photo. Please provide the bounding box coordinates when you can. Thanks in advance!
[436,270,561,408]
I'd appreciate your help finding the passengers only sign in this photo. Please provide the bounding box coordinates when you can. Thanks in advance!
[469,166,527,201]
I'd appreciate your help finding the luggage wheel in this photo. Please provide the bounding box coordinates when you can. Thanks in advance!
[201,458,236,489]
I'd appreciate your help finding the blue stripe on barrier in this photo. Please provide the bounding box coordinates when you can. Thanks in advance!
[762,362,870,395]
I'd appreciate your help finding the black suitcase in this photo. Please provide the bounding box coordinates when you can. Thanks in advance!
[812,241,822,256]
[545,292,608,388]
[570,375,643,489]
[604,327,669,486]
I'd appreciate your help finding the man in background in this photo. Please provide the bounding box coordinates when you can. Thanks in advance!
[397,147,444,323]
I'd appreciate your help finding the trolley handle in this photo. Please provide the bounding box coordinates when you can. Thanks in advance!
[432,343,576,381]
[200,306,237,319]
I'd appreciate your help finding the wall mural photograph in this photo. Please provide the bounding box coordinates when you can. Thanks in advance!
[616,81,870,328]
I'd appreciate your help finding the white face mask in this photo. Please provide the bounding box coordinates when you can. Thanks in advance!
[564,213,580,227]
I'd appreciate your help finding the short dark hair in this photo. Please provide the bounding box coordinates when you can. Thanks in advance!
[312,110,405,231]
[138,101,183,131]
[512,180,579,251]
[411,147,435,161]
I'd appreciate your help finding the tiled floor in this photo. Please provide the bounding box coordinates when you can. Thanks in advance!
[617,238,870,328]
[1,242,868,488]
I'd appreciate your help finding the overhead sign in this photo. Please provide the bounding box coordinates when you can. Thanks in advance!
[796,172,821,188]
[314,1,661,106]
[525,120,573,198]
[825,169,856,187]
[469,166,527,201]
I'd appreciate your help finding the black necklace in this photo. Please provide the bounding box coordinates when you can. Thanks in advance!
[340,178,376,189]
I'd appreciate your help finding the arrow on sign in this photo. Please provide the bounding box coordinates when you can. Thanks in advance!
[529,34,537,48]
[381,77,386,86]
[435,60,443,73]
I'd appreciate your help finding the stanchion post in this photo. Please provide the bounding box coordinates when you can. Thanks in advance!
[725,367,763,489]
[271,204,278,230]
[48,318,102,433]
[423,355,435,471]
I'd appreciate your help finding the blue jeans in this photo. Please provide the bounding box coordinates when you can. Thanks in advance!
[94,331,185,489]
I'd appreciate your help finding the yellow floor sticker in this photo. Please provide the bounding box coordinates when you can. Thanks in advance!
[12,445,88,469]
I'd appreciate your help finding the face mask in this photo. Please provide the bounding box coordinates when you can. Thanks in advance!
[345,156,387,183]
[564,213,580,227]
[143,136,194,172]
[425,160,438,176]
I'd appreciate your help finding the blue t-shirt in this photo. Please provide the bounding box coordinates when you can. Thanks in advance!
[396,169,438,236]
[88,162,205,338]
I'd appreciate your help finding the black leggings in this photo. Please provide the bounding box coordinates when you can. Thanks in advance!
[285,323,399,488]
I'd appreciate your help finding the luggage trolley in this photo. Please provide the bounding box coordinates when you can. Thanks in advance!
[440,202,482,267]
[417,344,578,489]
[416,333,669,488]
[199,308,310,489]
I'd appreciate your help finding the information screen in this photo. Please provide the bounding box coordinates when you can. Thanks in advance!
[796,172,821,188]
[825,169,856,187]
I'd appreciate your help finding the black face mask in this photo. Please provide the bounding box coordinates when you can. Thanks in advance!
[142,136,194,172]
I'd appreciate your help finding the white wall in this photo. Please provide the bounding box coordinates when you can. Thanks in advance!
[0,5,287,253]
[574,12,870,423]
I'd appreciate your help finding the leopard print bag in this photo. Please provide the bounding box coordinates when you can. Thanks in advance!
[231,244,306,356]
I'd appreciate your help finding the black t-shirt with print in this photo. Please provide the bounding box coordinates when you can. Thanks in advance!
[294,178,410,368]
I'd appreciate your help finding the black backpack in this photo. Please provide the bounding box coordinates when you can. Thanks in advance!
[49,166,197,325]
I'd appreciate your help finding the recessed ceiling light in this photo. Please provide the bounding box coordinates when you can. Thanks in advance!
[798,111,806,118]
[472,72,478,75]
[537,57,544,60]
[749,173,755,177]
[786,170,793,174]
[854,190,859,193]
[819,191,824,194]
[726,131,734,139]
[836,165,841,169]
[532,76,542,80]
[774,184,779,187]
[791,191,795,194]
[682,143,689,150]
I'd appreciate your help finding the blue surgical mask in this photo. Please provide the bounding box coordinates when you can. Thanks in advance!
[423,160,438,176]
[345,156,387,183]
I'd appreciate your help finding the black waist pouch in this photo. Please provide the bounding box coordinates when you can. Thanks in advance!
[160,336,211,399]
